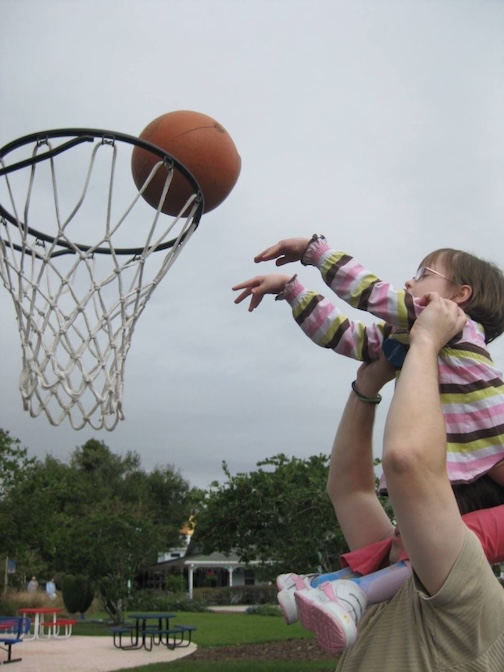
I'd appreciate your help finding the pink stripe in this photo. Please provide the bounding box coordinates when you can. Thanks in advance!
[302,303,338,338]
[438,362,500,382]
[446,454,504,483]
[334,273,358,297]
[286,279,304,296]
[444,404,504,431]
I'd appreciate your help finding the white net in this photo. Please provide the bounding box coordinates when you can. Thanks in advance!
[0,130,203,430]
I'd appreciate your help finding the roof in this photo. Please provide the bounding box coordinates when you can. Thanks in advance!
[150,550,260,571]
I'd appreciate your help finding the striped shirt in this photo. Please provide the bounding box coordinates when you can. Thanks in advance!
[280,237,504,484]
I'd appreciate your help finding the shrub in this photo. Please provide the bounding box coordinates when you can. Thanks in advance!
[193,584,277,606]
[127,589,209,613]
[246,603,282,616]
[166,574,186,593]
[0,590,66,616]
[62,575,95,615]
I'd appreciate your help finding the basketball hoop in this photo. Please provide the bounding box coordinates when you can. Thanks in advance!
[0,128,204,430]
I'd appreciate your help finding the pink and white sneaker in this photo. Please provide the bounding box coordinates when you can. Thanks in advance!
[275,573,315,625]
[276,573,316,592]
[295,580,367,655]
[277,588,303,624]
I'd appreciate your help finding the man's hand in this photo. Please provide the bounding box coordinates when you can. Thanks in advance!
[254,238,310,266]
[355,355,396,399]
[410,292,467,352]
[232,274,292,312]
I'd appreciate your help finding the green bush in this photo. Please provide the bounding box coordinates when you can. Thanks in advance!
[127,589,209,613]
[0,596,23,616]
[246,603,282,616]
[193,584,277,606]
[62,574,94,615]
[166,574,186,593]
[0,590,67,616]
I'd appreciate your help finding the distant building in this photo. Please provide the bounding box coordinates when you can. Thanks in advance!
[147,522,266,597]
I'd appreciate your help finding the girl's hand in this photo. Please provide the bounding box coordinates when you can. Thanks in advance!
[254,238,310,266]
[232,274,292,312]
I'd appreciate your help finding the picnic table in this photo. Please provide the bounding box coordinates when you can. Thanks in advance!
[18,607,61,640]
[110,612,196,651]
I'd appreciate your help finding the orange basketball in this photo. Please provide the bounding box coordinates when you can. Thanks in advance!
[131,110,241,215]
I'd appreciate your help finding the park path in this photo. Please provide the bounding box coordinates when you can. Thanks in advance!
[14,635,196,672]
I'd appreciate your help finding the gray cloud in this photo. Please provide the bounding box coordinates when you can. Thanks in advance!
[1,0,504,488]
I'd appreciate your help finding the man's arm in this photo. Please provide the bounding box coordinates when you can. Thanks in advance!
[327,357,396,551]
[383,293,468,595]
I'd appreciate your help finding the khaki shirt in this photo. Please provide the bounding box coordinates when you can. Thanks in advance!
[336,530,504,671]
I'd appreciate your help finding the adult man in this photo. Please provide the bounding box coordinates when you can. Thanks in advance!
[329,293,504,669]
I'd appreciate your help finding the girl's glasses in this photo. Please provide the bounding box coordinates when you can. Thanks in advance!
[414,266,454,283]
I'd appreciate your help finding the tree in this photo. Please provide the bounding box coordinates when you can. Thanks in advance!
[194,453,349,580]
[66,507,165,623]
[63,442,196,621]
[0,454,86,568]
[0,433,196,613]
[0,442,72,586]
[0,429,36,495]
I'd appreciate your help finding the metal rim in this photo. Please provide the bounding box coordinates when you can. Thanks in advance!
[0,128,204,256]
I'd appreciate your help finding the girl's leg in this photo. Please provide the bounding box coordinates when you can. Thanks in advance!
[350,560,411,604]
[309,566,358,586]
[277,566,357,592]
[277,568,358,624]
[295,561,412,655]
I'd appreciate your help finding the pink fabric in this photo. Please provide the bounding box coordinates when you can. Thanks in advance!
[282,275,305,303]
[340,538,395,574]
[339,505,504,574]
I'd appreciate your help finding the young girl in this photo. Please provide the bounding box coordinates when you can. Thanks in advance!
[233,234,504,486]
[233,235,504,653]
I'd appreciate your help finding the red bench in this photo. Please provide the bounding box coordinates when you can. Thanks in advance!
[52,619,77,638]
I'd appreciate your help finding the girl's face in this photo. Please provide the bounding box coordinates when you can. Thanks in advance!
[404,260,455,299]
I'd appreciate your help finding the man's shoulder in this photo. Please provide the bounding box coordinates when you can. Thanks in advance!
[421,530,503,608]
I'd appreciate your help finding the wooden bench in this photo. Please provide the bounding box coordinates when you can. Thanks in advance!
[52,618,77,639]
[0,616,30,664]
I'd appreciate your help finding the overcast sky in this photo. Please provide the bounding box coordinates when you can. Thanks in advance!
[1,0,504,490]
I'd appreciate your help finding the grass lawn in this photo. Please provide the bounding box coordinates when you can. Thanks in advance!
[121,662,335,672]
[74,610,315,645]
[73,610,337,671]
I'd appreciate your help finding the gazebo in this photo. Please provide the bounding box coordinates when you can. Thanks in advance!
[148,550,263,598]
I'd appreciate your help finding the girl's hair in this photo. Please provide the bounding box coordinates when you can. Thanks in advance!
[421,248,504,343]
[452,475,504,516]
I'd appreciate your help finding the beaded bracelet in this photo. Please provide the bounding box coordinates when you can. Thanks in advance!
[351,380,382,404]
